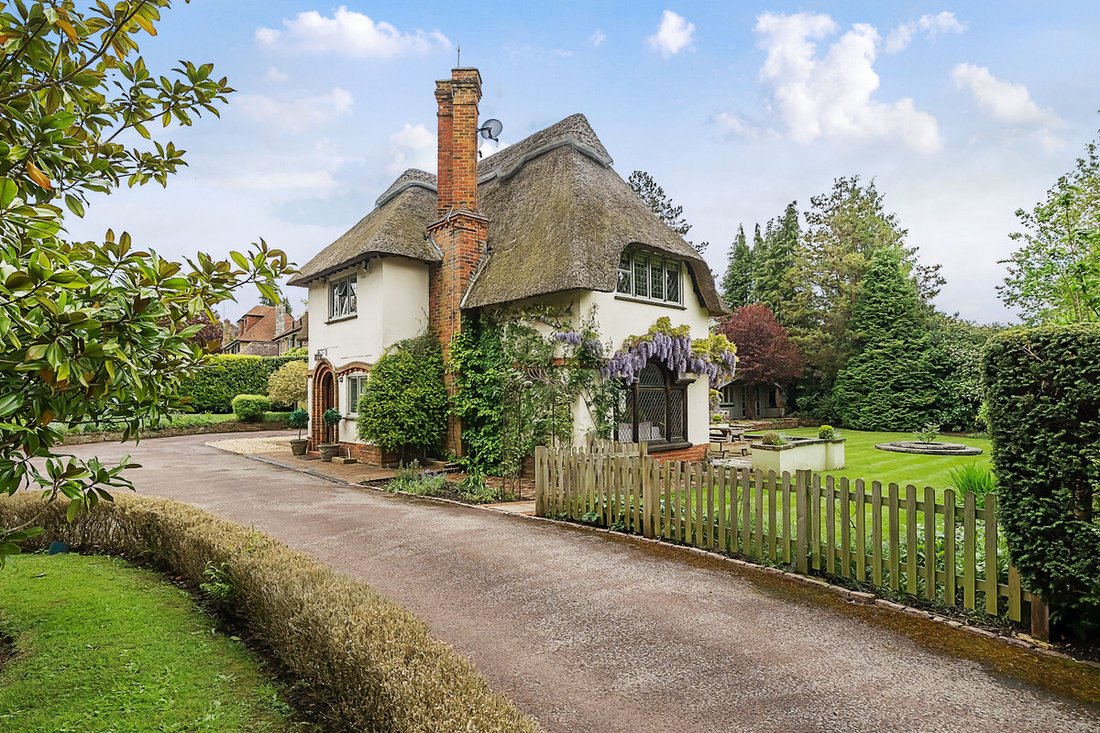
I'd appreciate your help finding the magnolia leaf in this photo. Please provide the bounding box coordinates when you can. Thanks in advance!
[25,161,52,190]
[0,178,17,208]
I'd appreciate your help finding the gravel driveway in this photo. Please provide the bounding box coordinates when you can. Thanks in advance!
[64,432,1100,733]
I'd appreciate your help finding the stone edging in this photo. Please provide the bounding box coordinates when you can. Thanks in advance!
[227,448,1096,671]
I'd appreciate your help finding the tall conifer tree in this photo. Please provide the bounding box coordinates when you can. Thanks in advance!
[721,224,754,308]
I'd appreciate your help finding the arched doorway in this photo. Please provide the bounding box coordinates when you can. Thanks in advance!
[312,362,337,446]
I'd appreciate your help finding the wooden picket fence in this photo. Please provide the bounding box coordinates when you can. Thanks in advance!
[534,447,1043,630]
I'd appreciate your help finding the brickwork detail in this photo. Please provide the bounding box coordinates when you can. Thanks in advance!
[429,68,486,458]
[309,361,336,448]
[650,444,710,463]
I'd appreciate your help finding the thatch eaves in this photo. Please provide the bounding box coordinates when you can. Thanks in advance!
[287,170,441,286]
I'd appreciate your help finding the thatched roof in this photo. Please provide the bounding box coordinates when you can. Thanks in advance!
[289,114,725,315]
[286,171,440,286]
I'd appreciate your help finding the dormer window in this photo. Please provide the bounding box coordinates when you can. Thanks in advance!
[616,250,683,306]
[329,275,357,320]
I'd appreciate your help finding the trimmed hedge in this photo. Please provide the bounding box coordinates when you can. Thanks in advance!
[231,394,271,422]
[0,495,538,733]
[180,355,306,413]
[983,325,1100,639]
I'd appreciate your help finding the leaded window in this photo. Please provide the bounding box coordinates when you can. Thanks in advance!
[619,360,688,445]
[615,249,684,306]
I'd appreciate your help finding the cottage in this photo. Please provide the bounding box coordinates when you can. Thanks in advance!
[220,304,294,356]
[289,68,726,464]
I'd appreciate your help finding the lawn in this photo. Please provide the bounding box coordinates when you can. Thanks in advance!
[0,554,300,733]
[781,427,992,490]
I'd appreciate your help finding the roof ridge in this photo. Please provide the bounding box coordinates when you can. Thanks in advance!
[375,168,438,207]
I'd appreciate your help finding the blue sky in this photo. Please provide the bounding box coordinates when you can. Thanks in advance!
[68,1,1100,323]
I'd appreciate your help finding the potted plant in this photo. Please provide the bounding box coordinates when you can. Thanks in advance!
[287,408,309,456]
[318,408,342,462]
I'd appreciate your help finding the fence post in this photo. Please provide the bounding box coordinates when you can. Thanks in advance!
[534,445,548,517]
[642,457,658,538]
[795,469,811,574]
[1031,596,1050,642]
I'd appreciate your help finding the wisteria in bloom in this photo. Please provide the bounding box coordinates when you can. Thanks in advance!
[600,330,736,385]
[554,330,605,363]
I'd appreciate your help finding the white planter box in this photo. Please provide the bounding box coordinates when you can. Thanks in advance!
[751,438,846,473]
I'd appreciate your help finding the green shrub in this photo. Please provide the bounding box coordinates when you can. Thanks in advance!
[0,494,538,732]
[817,424,836,440]
[983,325,1100,638]
[287,408,309,439]
[457,468,511,504]
[761,431,785,446]
[357,335,448,458]
[913,423,939,444]
[231,394,271,423]
[266,359,308,409]
[179,355,306,413]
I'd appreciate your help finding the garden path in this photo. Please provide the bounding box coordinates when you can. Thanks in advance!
[66,433,1100,733]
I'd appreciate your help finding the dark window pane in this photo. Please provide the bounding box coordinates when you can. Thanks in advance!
[650,260,664,300]
[634,258,649,298]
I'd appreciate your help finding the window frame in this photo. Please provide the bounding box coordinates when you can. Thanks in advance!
[615,249,685,306]
[345,373,368,415]
[621,360,689,447]
[329,274,357,321]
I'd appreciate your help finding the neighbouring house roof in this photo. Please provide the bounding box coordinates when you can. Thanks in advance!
[287,113,725,315]
[230,305,294,343]
[276,312,309,341]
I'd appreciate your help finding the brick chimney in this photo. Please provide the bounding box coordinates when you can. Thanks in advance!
[428,68,489,457]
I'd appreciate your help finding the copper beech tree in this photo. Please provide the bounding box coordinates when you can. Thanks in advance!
[716,304,803,413]
[0,1,292,562]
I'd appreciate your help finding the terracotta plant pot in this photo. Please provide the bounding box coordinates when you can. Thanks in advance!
[290,438,309,457]
[318,443,340,462]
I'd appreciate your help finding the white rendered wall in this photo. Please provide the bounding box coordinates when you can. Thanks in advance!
[301,257,430,444]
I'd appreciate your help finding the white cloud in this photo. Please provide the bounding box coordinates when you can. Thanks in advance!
[713,112,760,138]
[264,66,289,82]
[739,12,940,153]
[647,10,695,58]
[237,88,353,134]
[951,63,1061,127]
[388,123,436,174]
[256,6,450,58]
[884,11,966,53]
[589,29,606,47]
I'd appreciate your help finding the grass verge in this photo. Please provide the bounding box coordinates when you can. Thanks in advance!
[0,553,297,733]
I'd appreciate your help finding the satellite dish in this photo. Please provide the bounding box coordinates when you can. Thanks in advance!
[478,118,503,142]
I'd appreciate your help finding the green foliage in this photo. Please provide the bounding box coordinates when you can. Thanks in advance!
[282,345,308,357]
[0,554,292,732]
[788,177,943,419]
[449,316,507,472]
[983,325,1100,638]
[287,407,309,439]
[947,463,997,507]
[721,223,754,308]
[761,431,784,446]
[913,423,939,444]
[834,247,938,430]
[231,394,270,423]
[266,358,307,408]
[357,334,447,457]
[999,122,1100,324]
[385,462,448,497]
[0,0,294,564]
[928,315,1001,432]
[199,560,236,601]
[818,424,836,440]
[178,354,305,413]
[457,467,511,504]
[753,201,800,323]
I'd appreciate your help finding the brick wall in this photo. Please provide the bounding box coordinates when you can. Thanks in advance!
[650,444,709,463]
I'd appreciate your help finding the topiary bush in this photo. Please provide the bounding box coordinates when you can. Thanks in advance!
[179,355,306,413]
[983,325,1100,639]
[760,431,785,446]
[231,394,271,423]
[817,424,835,440]
[287,408,309,440]
[357,335,448,459]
